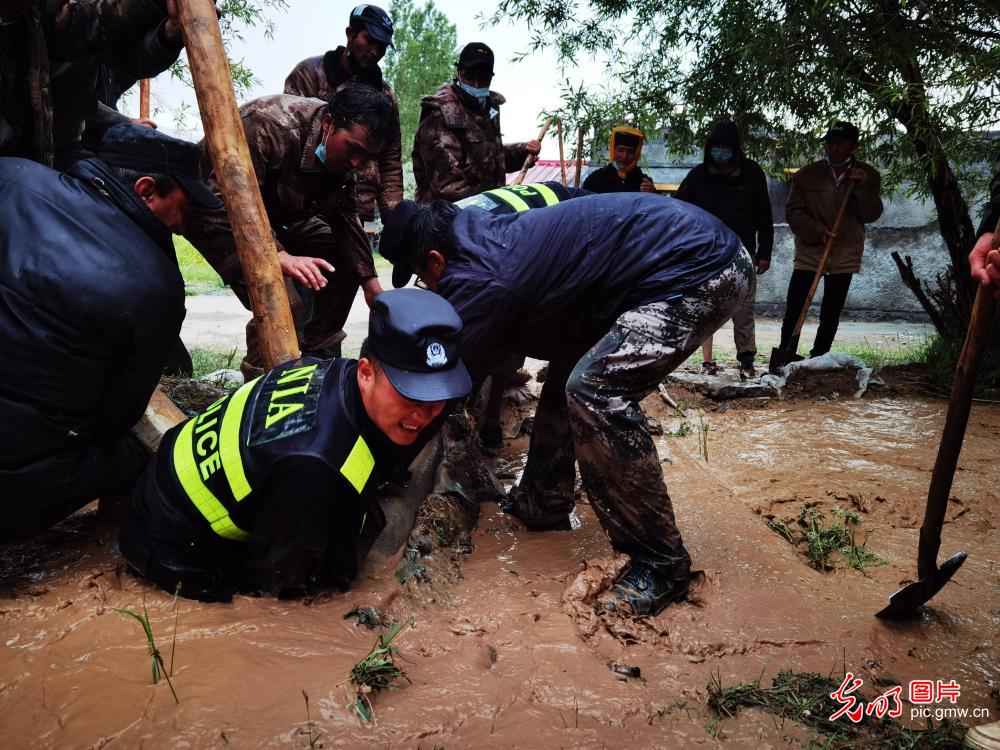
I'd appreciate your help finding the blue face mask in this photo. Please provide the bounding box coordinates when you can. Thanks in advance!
[315,142,327,165]
[824,154,853,169]
[457,81,490,109]
[710,146,734,164]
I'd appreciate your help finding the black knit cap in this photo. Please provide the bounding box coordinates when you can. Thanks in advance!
[367,288,471,402]
[99,123,222,209]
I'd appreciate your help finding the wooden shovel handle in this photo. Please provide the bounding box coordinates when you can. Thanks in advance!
[557,119,567,187]
[513,117,554,185]
[176,0,299,369]
[139,78,150,119]
[917,222,997,577]
[790,181,857,339]
[574,128,584,188]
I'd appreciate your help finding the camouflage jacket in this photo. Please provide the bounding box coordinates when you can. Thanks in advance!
[184,95,374,285]
[412,82,530,204]
[0,0,168,166]
[284,47,403,222]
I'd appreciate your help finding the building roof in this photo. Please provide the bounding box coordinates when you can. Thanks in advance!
[505,159,592,186]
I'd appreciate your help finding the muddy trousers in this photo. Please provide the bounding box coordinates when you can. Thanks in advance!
[234,218,359,374]
[778,270,853,357]
[510,248,756,572]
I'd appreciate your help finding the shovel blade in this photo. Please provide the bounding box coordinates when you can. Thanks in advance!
[875,551,967,620]
[768,346,788,375]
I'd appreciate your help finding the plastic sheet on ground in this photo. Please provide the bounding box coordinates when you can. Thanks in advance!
[667,351,883,400]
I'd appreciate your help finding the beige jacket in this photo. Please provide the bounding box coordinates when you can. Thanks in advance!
[786,159,883,274]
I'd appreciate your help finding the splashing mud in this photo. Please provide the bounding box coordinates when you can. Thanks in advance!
[1,392,997,747]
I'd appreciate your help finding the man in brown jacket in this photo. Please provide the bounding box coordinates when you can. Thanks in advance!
[283,4,402,224]
[411,42,540,204]
[779,121,883,357]
[184,87,397,376]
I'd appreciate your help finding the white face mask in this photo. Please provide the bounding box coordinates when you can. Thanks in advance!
[456,81,490,109]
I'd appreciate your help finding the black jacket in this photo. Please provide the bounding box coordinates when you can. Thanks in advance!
[673,122,774,261]
[438,192,743,379]
[120,358,404,601]
[582,163,648,193]
[0,157,184,499]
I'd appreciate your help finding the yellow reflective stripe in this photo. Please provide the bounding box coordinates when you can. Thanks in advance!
[533,182,560,206]
[172,418,249,541]
[219,376,260,502]
[485,188,530,213]
[340,436,375,494]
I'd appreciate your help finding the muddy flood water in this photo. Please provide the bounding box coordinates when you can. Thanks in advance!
[1,389,998,748]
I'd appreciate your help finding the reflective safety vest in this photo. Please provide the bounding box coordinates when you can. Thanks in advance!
[454,181,570,214]
[165,358,378,541]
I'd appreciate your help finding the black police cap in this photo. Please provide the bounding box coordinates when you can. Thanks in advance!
[380,199,425,288]
[367,288,471,402]
[99,124,222,209]
[350,4,395,49]
[456,42,494,74]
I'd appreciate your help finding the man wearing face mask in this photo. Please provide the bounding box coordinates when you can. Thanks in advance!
[183,86,398,378]
[779,121,883,358]
[411,42,540,204]
[674,121,773,378]
[582,125,656,194]
[284,4,402,228]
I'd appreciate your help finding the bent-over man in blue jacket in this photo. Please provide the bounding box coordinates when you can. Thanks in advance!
[379,192,755,616]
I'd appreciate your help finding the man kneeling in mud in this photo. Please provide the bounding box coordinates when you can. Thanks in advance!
[118,289,470,602]
[380,192,755,617]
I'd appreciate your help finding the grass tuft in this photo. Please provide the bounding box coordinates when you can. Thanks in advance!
[346,617,415,724]
[766,506,886,572]
[706,669,968,748]
[175,237,227,295]
[112,594,180,704]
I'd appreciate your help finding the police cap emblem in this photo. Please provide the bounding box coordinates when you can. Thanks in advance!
[426,342,448,368]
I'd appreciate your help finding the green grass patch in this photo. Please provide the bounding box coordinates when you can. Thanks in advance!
[707,669,967,748]
[918,329,1000,398]
[766,506,886,572]
[835,335,927,370]
[175,236,226,295]
[346,617,415,723]
[188,347,241,380]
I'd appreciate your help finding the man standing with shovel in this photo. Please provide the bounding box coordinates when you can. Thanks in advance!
[776,121,882,363]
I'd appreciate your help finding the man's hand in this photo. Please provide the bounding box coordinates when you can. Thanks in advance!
[524,140,541,156]
[164,0,181,42]
[361,276,383,308]
[757,258,771,275]
[131,117,157,129]
[823,229,838,242]
[849,167,868,183]
[278,250,334,291]
[640,176,656,193]
[969,231,1000,293]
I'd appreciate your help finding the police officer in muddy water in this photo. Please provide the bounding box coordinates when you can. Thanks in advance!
[117,289,471,602]
[0,123,221,542]
[379,192,755,617]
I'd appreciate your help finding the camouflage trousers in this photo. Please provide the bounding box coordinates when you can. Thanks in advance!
[510,247,756,573]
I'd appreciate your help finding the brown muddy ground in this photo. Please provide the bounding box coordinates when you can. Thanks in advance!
[1,389,998,748]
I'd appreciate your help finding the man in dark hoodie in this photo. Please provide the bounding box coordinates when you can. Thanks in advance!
[284,4,403,225]
[674,121,773,378]
[0,123,221,541]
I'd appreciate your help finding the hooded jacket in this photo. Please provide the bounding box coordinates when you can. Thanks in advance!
[0,156,184,501]
[582,125,650,193]
[673,122,774,261]
[283,47,404,222]
[436,192,743,380]
[411,82,530,204]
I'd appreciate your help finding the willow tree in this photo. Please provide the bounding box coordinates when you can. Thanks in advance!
[492,0,1000,336]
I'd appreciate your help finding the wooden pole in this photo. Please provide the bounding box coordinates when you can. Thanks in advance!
[176,0,299,369]
[514,116,554,185]
[132,388,187,453]
[573,128,584,188]
[556,120,567,187]
[139,79,151,119]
